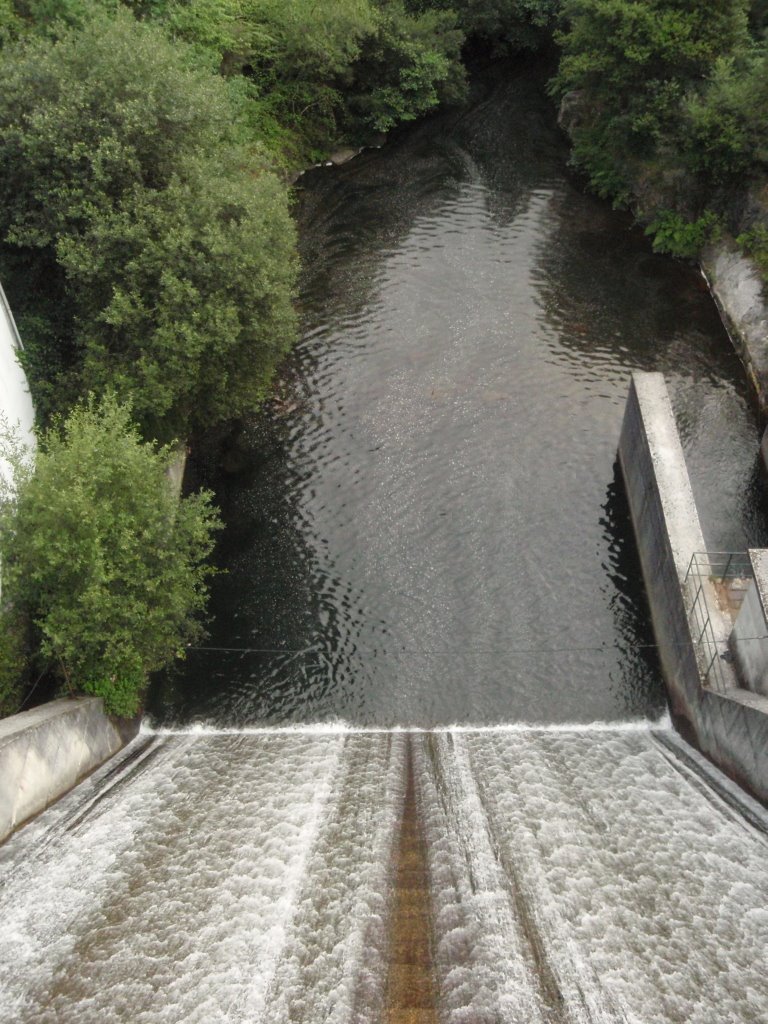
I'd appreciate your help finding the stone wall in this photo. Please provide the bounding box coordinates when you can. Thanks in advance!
[619,371,768,805]
[0,697,139,844]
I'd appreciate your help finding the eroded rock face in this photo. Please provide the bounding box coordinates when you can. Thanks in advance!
[556,90,584,135]
[702,242,768,412]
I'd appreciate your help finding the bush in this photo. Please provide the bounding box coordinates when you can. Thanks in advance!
[421,0,559,51]
[645,209,721,258]
[552,0,751,199]
[0,395,220,717]
[348,1,466,132]
[737,224,768,275]
[683,48,768,186]
[0,605,27,716]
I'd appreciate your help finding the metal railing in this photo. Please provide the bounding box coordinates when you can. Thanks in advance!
[684,552,753,693]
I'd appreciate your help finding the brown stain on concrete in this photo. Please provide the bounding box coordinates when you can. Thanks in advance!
[385,739,438,1024]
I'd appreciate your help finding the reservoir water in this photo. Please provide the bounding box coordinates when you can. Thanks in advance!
[4,64,768,1023]
[149,64,767,729]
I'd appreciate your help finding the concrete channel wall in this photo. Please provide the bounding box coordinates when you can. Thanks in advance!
[701,243,768,417]
[0,698,139,843]
[732,549,768,698]
[619,371,768,805]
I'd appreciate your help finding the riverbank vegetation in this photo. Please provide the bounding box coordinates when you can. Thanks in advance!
[551,0,768,264]
[0,0,765,716]
[0,0,478,716]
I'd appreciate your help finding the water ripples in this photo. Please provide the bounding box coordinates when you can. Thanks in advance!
[150,63,766,727]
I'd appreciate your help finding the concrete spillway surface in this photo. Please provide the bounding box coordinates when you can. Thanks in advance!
[0,727,767,1023]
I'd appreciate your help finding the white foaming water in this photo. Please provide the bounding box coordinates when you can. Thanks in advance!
[142,713,670,736]
[0,726,766,1023]
[0,734,386,1024]
[417,730,768,1024]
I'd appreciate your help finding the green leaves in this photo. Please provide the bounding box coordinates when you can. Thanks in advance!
[645,209,720,257]
[0,7,298,441]
[553,0,754,211]
[347,1,466,133]
[0,395,221,716]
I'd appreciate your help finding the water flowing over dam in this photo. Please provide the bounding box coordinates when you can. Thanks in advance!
[1,724,767,1023]
[4,64,768,1021]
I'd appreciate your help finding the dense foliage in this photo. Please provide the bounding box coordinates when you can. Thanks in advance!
[0,397,220,717]
[552,0,768,259]
[0,9,298,441]
[421,0,559,50]
[0,1,492,442]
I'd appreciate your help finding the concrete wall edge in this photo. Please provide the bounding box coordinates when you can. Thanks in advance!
[619,370,768,805]
[0,696,140,844]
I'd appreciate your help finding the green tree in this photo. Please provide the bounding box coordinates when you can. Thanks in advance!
[417,0,559,50]
[683,47,768,185]
[0,396,220,717]
[0,7,298,440]
[553,0,750,197]
[348,0,466,132]
[0,0,22,42]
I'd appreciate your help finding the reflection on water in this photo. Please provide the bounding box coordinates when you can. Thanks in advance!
[149,64,766,727]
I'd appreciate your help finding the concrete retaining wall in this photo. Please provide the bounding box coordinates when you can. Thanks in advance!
[701,243,768,416]
[619,371,768,804]
[0,697,139,843]
[731,550,768,698]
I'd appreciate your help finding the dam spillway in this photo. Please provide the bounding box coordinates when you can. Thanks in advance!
[4,59,768,1024]
[2,725,767,1024]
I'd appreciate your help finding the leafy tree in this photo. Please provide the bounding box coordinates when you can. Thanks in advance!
[0,0,22,41]
[0,395,220,717]
[234,0,379,154]
[141,0,468,153]
[416,0,559,50]
[0,7,298,440]
[348,0,466,132]
[683,48,768,185]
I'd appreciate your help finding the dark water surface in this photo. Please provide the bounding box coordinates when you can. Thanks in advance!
[149,65,767,727]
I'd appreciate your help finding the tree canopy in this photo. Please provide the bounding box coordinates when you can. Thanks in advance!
[550,0,764,254]
[0,8,298,441]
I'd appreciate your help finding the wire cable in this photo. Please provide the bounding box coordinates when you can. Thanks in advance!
[186,635,768,656]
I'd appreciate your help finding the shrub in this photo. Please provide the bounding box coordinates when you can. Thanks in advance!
[0,395,220,717]
[737,224,768,276]
[645,209,721,258]
[0,606,27,717]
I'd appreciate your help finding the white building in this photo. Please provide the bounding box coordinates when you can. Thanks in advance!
[0,281,35,487]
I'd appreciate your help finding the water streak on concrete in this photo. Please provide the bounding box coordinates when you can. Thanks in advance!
[386,739,437,1024]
